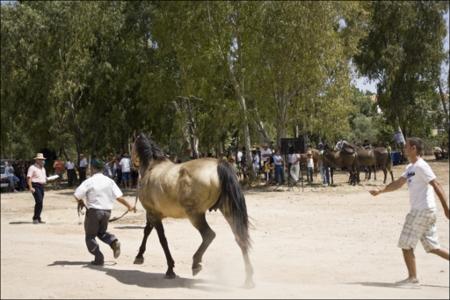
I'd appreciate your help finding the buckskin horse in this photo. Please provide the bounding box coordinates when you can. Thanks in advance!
[131,133,254,288]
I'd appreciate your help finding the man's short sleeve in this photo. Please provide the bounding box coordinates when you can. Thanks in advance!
[417,161,436,183]
[401,164,411,179]
[111,181,123,199]
[27,166,34,178]
[74,182,88,200]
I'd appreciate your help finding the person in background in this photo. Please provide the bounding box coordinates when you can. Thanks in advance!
[119,153,132,189]
[260,143,273,182]
[306,150,314,184]
[318,143,330,186]
[53,158,65,189]
[66,158,77,187]
[263,156,274,185]
[78,154,88,183]
[252,149,260,179]
[27,153,48,224]
[5,161,19,192]
[288,147,301,185]
[272,149,284,185]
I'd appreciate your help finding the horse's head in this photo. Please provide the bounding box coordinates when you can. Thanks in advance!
[132,133,167,173]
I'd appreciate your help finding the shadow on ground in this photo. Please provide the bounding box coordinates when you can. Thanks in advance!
[346,281,449,290]
[48,260,231,291]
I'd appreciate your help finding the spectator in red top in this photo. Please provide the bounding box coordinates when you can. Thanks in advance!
[53,159,65,188]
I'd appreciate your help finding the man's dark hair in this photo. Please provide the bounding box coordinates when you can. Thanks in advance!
[91,159,105,171]
[407,137,424,156]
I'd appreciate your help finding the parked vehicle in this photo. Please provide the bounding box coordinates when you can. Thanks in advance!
[0,160,10,191]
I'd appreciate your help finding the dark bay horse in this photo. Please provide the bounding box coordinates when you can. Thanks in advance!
[322,145,358,185]
[355,146,394,184]
[131,133,254,288]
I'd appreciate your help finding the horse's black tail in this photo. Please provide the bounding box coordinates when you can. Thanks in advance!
[215,159,251,250]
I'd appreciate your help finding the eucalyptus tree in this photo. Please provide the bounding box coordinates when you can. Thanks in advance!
[149,2,254,167]
[235,2,369,147]
[354,1,448,138]
[1,2,60,158]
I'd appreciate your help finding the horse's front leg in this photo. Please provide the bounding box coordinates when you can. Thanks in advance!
[154,221,176,279]
[134,220,154,264]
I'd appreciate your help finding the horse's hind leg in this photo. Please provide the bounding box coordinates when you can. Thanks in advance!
[134,220,154,264]
[188,213,216,276]
[154,221,176,279]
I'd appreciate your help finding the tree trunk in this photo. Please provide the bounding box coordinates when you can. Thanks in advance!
[438,81,449,133]
[252,107,271,144]
[173,97,200,159]
[231,76,254,179]
[206,3,254,179]
[275,95,288,149]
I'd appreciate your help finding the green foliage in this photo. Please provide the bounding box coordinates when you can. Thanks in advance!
[354,1,448,138]
[1,1,447,159]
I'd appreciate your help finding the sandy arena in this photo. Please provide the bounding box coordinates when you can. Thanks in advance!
[1,158,449,299]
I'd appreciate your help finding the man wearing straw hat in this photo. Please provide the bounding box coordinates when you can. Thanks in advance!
[27,153,48,224]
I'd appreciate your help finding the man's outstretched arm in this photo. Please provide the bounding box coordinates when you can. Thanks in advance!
[369,176,407,196]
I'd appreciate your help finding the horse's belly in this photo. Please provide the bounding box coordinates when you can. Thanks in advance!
[141,198,187,219]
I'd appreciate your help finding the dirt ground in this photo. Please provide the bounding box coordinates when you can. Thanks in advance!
[1,157,449,299]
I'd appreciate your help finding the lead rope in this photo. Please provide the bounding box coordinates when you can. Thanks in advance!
[109,181,140,223]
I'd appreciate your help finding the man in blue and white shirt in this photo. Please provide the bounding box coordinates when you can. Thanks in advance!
[74,159,135,266]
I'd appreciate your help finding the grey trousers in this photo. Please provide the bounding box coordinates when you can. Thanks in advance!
[84,208,117,261]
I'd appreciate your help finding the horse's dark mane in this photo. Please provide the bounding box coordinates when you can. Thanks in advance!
[135,133,167,170]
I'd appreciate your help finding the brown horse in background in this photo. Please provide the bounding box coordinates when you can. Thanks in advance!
[322,145,359,185]
[355,147,377,181]
[354,146,395,184]
[131,133,254,288]
[373,147,394,183]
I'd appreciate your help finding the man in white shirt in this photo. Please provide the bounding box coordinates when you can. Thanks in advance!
[119,153,132,189]
[288,148,301,183]
[65,158,77,187]
[74,159,135,266]
[78,154,88,183]
[369,137,449,286]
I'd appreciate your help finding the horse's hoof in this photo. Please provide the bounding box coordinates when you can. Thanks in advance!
[192,264,202,276]
[242,279,255,289]
[165,271,176,279]
[134,257,144,264]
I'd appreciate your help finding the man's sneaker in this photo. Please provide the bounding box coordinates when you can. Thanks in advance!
[33,219,39,224]
[90,260,104,266]
[111,240,121,259]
